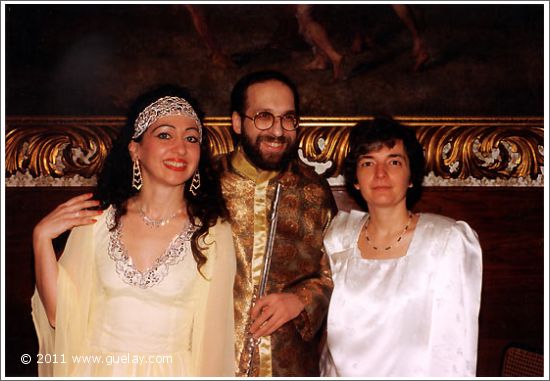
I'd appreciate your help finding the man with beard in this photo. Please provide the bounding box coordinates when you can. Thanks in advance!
[217,70,336,376]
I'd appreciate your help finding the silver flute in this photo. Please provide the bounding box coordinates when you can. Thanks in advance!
[245,183,283,377]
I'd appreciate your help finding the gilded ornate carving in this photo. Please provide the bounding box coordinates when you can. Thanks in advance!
[5,117,235,179]
[203,117,234,156]
[298,116,544,181]
[411,117,544,180]
[5,116,544,187]
[5,117,122,178]
[298,117,357,178]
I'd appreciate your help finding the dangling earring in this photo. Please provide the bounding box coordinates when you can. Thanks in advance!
[132,159,143,191]
[189,170,201,196]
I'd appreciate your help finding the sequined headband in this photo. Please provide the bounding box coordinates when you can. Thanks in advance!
[133,96,202,141]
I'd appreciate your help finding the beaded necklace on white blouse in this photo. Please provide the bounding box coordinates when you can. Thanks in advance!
[363,212,413,251]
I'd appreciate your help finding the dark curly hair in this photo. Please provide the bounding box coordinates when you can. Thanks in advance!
[343,117,425,211]
[94,84,228,273]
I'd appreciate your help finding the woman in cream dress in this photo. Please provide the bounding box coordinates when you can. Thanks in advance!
[31,86,235,377]
[321,117,482,377]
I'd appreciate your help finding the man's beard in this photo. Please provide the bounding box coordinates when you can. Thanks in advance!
[241,133,297,171]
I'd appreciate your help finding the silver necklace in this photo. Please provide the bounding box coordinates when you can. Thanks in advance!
[139,206,183,228]
[364,212,413,251]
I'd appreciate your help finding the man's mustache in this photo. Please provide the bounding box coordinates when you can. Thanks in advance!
[257,135,289,144]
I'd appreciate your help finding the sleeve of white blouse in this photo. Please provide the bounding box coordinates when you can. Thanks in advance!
[428,220,483,376]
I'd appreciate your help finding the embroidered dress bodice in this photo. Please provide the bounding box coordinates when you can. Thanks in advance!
[106,207,195,289]
[86,206,200,374]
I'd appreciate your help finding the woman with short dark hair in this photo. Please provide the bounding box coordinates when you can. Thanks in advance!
[321,117,482,377]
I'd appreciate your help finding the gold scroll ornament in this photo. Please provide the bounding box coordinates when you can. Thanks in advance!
[5,116,544,184]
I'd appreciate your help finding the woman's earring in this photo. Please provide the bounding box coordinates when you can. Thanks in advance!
[189,170,201,196]
[132,159,143,191]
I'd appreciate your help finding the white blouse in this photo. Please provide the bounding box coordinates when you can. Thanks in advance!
[321,210,483,377]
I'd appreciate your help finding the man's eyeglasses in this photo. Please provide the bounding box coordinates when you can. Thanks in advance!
[242,111,299,131]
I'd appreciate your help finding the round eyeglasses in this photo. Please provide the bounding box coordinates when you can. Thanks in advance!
[242,111,299,131]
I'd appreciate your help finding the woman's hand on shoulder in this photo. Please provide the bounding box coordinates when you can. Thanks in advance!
[33,193,103,243]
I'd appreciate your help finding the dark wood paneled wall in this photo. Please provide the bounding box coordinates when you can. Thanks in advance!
[4,186,543,376]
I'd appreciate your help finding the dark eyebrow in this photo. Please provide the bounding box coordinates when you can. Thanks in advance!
[358,153,406,160]
[151,124,199,133]
[358,154,373,160]
[151,124,176,132]
[388,153,406,159]
[185,126,200,133]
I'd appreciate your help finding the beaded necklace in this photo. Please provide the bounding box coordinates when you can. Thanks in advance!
[364,212,413,251]
[139,206,183,228]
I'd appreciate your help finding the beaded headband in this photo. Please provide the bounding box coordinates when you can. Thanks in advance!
[133,96,202,141]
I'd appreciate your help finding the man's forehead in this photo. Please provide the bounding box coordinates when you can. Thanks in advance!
[245,81,295,108]
[247,80,292,96]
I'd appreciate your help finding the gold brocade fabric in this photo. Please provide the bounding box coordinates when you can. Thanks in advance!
[220,148,336,377]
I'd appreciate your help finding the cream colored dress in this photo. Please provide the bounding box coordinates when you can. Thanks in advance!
[321,210,483,377]
[32,206,236,377]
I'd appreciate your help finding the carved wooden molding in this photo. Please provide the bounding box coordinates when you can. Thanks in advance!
[5,116,544,187]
